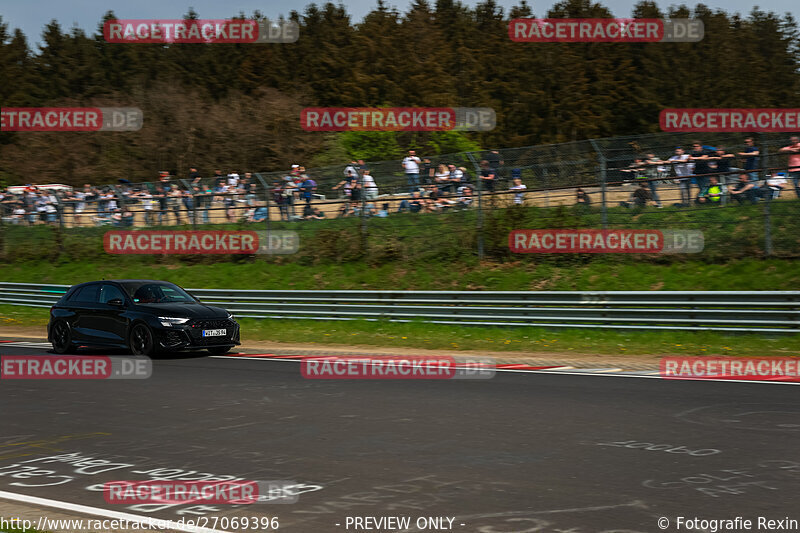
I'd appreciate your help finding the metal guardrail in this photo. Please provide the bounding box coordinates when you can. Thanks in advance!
[1,282,798,333]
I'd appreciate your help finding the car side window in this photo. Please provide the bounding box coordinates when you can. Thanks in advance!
[100,284,125,304]
[70,284,100,303]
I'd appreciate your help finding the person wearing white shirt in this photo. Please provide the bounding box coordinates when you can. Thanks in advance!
[402,150,422,192]
[669,147,694,206]
[509,178,527,205]
[362,171,378,200]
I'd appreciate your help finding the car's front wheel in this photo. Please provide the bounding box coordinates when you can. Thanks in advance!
[207,346,233,356]
[51,321,75,354]
[129,323,156,356]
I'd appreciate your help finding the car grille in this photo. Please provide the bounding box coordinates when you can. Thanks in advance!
[189,318,238,345]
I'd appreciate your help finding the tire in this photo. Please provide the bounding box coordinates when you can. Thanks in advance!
[51,320,75,354]
[207,346,233,356]
[129,323,157,356]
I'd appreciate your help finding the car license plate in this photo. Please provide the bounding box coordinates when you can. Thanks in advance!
[202,329,227,337]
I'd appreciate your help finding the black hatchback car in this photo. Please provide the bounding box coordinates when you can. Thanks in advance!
[48,280,240,356]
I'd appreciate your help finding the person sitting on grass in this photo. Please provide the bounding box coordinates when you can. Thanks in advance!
[729,174,758,205]
[696,176,723,205]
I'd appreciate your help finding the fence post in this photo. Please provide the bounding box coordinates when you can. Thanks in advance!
[764,192,773,257]
[467,152,484,261]
[589,139,608,229]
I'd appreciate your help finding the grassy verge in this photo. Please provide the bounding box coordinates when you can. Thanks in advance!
[1,258,800,291]
[3,305,797,357]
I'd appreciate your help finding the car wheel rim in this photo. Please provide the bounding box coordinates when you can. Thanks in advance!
[132,326,151,354]
[53,323,69,350]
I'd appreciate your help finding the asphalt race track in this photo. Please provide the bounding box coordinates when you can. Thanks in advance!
[1,342,799,533]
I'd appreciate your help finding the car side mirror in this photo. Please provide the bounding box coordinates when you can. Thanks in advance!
[108,298,124,306]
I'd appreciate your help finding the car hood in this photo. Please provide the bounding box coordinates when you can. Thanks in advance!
[133,302,230,319]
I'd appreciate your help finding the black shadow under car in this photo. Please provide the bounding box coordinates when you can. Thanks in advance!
[47,280,240,356]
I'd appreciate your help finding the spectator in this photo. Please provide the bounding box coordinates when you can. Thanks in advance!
[632,182,652,207]
[737,137,760,181]
[778,136,800,198]
[709,147,735,182]
[729,174,758,205]
[486,150,504,185]
[74,184,92,225]
[332,173,356,199]
[766,172,788,199]
[154,184,167,224]
[300,174,317,206]
[448,164,464,189]
[167,186,183,224]
[271,181,289,221]
[212,169,225,188]
[689,140,715,198]
[457,185,474,209]
[422,158,434,184]
[509,178,527,205]
[402,150,422,192]
[434,164,451,191]
[479,160,496,192]
[137,187,155,226]
[305,207,326,220]
[697,176,722,204]
[642,153,664,208]
[227,172,240,189]
[181,188,194,220]
[112,205,134,227]
[398,191,424,213]
[668,147,693,206]
[249,206,269,222]
[620,157,646,184]
[576,187,591,206]
[376,203,390,217]
[362,170,378,200]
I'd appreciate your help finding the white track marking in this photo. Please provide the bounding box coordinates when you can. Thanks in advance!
[210,356,800,385]
[0,490,231,533]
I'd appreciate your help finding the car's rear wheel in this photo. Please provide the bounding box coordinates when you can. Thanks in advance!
[129,323,156,356]
[207,346,233,356]
[51,321,75,354]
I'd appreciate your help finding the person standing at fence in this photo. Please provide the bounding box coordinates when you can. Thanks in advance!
[689,141,714,198]
[479,160,497,192]
[509,178,527,205]
[138,187,154,226]
[642,154,664,208]
[668,147,693,207]
[362,170,378,200]
[402,150,421,192]
[737,137,760,182]
[778,136,800,198]
[487,150,505,186]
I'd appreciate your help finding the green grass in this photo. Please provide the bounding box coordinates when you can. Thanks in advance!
[3,305,797,357]
[1,257,799,291]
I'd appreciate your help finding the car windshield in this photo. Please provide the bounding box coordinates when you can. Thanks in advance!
[120,282,196,304]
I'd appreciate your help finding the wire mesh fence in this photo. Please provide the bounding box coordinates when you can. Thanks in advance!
[1,131,799,262]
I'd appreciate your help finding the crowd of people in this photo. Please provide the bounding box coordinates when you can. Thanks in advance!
[616,136,800,208]
[1,137,798,226]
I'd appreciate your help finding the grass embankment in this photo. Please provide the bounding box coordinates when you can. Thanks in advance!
[1,201,798,357]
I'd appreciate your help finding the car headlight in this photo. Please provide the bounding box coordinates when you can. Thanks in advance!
[227,313,235,321]
[158,317,190,327]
